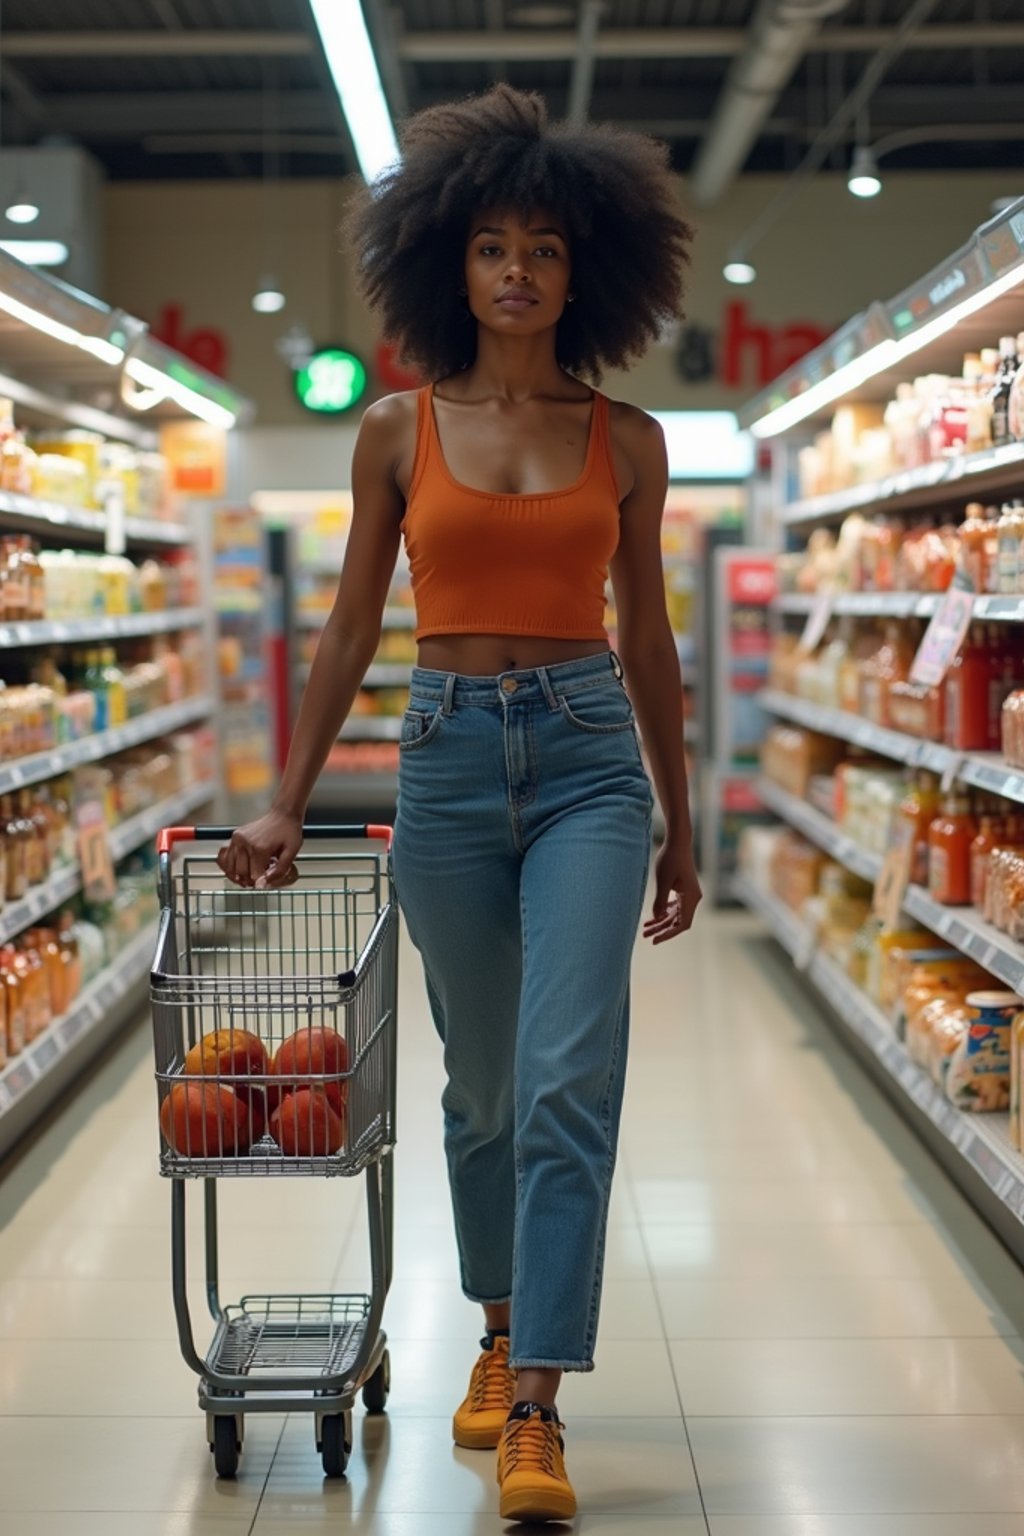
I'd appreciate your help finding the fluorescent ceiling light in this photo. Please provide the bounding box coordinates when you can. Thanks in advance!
[0,287,124,365]
[651,411,754,481]
[750,257,1024,439]
[724,260,757,285]
[124,357,237,430]
[308,0,399,183]
[0,239,69,267]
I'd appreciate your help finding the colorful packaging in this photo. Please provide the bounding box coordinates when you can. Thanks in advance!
[945,991,1016,1112]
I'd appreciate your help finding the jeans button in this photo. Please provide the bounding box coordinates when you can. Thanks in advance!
[501,678,519,694]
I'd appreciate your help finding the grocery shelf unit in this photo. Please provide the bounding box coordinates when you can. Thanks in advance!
[276,502,413,813]
[735,870,1024,1261]
[733,197,1024,1254]
[0,247,249,1157]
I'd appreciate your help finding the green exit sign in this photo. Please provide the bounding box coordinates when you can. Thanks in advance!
[295,347,367,414]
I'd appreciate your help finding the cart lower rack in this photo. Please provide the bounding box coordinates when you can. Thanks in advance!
[151,823,398,1480]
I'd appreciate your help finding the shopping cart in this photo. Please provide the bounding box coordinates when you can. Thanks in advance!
[150,823,398,1480]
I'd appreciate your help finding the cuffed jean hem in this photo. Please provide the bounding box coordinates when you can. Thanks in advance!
[462,1290,512,1306]
[509,1357,596,1373]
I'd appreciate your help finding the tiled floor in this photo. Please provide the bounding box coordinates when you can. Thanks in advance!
[2,905,1024,1534]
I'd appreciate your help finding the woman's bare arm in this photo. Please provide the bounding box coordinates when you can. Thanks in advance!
[218,394,411,888]
[610,405,701,941]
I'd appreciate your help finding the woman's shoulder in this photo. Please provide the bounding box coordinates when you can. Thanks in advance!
[358,388,423,437]
[604,396,665,459]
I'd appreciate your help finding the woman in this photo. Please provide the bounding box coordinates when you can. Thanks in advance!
[218,83,700,1524]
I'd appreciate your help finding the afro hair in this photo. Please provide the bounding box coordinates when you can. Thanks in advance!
[345,83,694,382]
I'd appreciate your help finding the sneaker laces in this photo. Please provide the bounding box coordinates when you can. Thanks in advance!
[470,1342,515,1411]
[503,1412,563,1475]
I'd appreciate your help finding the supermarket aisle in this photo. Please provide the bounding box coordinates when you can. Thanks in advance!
[2,905,1024,1534]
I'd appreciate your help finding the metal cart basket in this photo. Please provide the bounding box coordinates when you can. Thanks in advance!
[151,823,397,1480]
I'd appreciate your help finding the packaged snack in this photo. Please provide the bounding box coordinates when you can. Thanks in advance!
[928,1002,972,1087]
[1010,1009,1024,1149]
[897,953,990,1040]
[945,991,1016,1112]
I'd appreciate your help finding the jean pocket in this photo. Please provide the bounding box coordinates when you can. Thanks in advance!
[559,684,635,734]
[399,705,444,751]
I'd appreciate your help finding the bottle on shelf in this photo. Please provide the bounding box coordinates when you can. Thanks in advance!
[1007,332,1024,443]
[996,503,1021,594]
[2,793,29,902]
[928,791,978,905]
[101,648,127,728]
[860,621,913,729]
[970,812,1007,911]
[57,911,82,1002]
[899,771,941,888]
[0,944,26,1056]
[960,503,994,594]
[0,536,30,622]
[992,335,1019,448]
[944,625,995,752]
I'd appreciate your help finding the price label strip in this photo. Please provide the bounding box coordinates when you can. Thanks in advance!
[909,571,976,689]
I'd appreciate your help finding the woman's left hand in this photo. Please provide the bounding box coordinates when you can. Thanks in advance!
[643,835,702,945]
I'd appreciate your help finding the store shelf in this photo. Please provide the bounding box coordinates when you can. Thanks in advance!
[299,661,411,687]
[383,608,416,629]
[0,695,216,797]
[775,591,1024,621]
[782,442,1024,528]
[294,610,329,630]
[757,775,1024,996]
[313,770,398,804]
[761,688,1024,806]
[0,779,216,949]
[738,197,1024,437]
[734,871,1024,1231]
[339,717,402,742]
[0,919,157,1158]
[0,605,203,649]
[0,490,190,546]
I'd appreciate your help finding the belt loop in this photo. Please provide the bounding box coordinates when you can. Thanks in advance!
[537,665,559,711]
[442,673,456,715]
[609,650,624,680]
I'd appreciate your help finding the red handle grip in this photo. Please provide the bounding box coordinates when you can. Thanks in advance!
[157,823,394,855]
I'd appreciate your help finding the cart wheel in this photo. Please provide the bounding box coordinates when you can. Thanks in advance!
[212,1415,240,1479]
[363,1349,391,1414]
[320,1413,349,1478]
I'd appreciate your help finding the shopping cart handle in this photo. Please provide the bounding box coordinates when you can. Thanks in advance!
[157,824,393,854]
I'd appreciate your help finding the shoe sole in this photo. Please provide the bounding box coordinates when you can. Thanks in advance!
[452,1420,503,1451]
[499,1489,577,1523]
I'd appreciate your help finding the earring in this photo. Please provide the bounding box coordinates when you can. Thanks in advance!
[457,285,467,296]
[567,293,576,303]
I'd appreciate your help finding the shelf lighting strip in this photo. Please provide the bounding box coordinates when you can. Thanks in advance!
[751,258,1024,439]
[123,358,237,431]
[0,289,124,367]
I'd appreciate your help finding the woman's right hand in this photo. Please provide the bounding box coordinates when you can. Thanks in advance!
[216,809,304,889]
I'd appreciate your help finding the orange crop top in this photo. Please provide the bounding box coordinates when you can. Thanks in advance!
[401,385,621,641]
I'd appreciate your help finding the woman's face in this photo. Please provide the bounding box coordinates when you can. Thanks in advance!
[463,206,572,334]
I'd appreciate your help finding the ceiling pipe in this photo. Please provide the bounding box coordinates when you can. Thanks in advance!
[690,0,852,208]
[567,0,603,127]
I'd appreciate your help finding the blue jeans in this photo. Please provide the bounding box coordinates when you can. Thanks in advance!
[393,651,653,1370]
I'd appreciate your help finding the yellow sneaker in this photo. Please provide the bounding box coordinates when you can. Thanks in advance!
[452,1333,518,1450]
[497,1400,577,1524]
